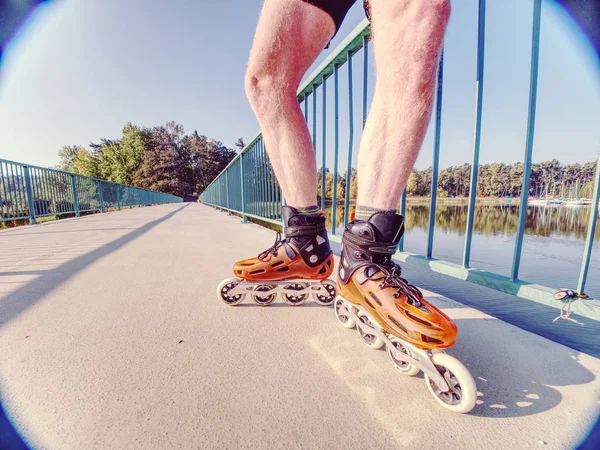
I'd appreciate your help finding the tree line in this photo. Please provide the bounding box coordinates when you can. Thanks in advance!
[317,159,597,201]
[57,121,239,198]
[58,124,596,202]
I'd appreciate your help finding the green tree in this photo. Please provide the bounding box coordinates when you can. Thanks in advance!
[235,138,246,152]
[509,162,524,197]
[134,122,191,197]
[186,131,236,194]
[57,145,101,177]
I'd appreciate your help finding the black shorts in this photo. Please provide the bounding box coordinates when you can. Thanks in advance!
[302,0,370,36]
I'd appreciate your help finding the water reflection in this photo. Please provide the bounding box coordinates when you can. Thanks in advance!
[324,202,600,241]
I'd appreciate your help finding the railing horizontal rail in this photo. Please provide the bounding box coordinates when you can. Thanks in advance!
[1,158,182,225]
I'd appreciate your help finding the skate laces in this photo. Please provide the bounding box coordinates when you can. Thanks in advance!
[367,261,424,308]
[258,232,284,260]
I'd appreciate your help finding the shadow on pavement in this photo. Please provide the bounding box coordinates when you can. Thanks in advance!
[0,204,187,329]
[451,316,597,418]
[0,204,187,448]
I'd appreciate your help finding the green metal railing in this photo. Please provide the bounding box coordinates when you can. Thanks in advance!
[0,158,182,224]
[201,1,600,315]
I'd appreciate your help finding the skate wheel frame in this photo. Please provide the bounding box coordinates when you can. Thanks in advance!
[334,296,477,414]
[218,279,336,306]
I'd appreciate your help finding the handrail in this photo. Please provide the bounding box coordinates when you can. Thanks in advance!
[1,157,183,225]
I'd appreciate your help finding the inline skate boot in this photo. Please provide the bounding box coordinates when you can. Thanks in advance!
[217,206,337,306]
[334,211,477,413]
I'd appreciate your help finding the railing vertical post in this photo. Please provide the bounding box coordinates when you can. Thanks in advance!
[262,142,268,218]
[23,166,37,224]
[399,188,407,252]
[8,165,19,219]
[48,172,58,215]
[225,168,231,215]
[117,185,121,211]
[344,50,354,228]
[463,0,486,268]
[362,35,369,128]
[321,76,327,213]
[98,180,105,213]
[264,142,270,218]
[331,64,340,236]
[577,154,600,293]
[240,153,248,223]
[0,163,10,220]
[427,50,444,259]
[511,0,541,281]
[312,85,317,154]
[259,142,265,217]
[71,174,80,217]
[270,158,276,219]
[304,93,309,123]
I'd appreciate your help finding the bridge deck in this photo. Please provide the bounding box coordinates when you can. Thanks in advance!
[1,203,599,449]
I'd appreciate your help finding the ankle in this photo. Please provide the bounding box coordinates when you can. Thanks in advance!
[354,205,397,222]
[293,205,320,218]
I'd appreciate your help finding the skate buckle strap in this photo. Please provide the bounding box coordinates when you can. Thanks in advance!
[284,223,326,238]
[342,232,398,256]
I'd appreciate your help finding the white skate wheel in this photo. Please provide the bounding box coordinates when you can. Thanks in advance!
[424,353,477,413]
[217,278,246,306]
[252,284,277,306]
[312,279,337,306]
[283,282,308,306]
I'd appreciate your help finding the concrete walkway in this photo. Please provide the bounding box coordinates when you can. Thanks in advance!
[1,203,599,450]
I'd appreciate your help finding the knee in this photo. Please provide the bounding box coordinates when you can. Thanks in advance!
[244,68,267,107]
[245,66,294,117]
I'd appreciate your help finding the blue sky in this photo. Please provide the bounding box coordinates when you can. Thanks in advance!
[0,0,598,170]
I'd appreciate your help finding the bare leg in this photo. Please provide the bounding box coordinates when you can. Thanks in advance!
[245,0,335,207]
[357,0,451,210]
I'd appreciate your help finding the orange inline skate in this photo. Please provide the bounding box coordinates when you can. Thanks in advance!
[334,211,477,413]
[217,206,337,306]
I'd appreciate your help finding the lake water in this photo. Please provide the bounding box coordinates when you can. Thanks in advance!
[323,201,600,299]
